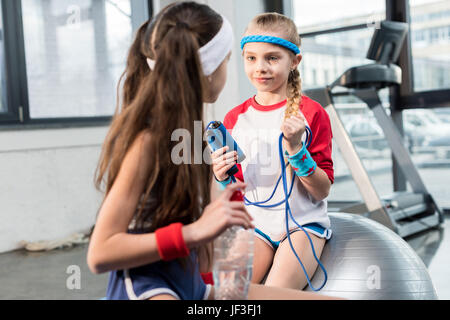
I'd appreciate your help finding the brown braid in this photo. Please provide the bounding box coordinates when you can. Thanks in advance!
[285,68,302,119]
[284,68,303,179]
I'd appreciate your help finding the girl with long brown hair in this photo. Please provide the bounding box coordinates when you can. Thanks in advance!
[87,2,340,301]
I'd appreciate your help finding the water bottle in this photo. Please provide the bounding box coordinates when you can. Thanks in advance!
[213,190,254,300]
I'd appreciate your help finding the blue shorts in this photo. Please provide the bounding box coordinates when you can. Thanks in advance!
[106,251,211,300]
[255,223,332,250]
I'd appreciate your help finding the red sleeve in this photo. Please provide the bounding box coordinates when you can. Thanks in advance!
[301,97,334,184]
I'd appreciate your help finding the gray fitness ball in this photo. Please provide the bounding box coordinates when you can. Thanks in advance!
[305,212,438,300]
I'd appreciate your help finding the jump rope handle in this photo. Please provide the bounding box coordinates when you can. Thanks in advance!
[206,121,246,177]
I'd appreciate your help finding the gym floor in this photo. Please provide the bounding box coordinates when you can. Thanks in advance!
[0,213,449,300]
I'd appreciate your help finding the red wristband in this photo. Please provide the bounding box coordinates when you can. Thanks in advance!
[155,223,190,261]
[200,272,214,285]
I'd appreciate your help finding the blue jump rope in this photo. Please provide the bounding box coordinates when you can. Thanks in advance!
[206,121,328,291]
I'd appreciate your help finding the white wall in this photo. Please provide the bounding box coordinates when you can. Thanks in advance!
[0,0,265,254]
[0,127,108,253]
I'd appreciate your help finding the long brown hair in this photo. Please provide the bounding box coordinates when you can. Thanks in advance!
[245,13,303,179]
[95,2,223,268]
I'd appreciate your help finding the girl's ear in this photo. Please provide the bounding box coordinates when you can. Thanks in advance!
[291,54,302,70]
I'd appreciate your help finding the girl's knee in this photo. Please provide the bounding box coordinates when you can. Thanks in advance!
[251,237,275,284]
[264,232,326,289]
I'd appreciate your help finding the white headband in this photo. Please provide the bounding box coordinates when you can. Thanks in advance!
[147,15,233,76]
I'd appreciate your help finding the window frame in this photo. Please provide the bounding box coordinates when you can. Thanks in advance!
[1,0,24,125]
[0,0,153,128]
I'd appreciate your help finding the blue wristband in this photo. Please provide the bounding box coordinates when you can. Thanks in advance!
[215,175,232,190]
[285,144,317,177]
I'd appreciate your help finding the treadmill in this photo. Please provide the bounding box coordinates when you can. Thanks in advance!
[304,21,443,238]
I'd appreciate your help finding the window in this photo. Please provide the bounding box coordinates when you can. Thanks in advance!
[299,28,376,89]
[290,0,450,212]
[404,108,450,208]
[414,29,425,42]
[311,68,317,85]
[21,0,133,119]
[294,1,386,90]
[410,0,450,92]
[333,105,450,209]
[0,1,6,114]
[323,70,329,85]
[293,0,392,202]
[293,0,385,34]
[328,92,393,202]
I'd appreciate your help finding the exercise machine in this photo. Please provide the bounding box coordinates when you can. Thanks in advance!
[305,21,443,238]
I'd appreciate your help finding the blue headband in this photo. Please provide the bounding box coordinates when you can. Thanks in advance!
[241,35,301,55]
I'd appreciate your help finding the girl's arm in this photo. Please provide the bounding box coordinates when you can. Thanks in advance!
[198,179,222,274]
[87,132,253,274]
[88,132,202,273]
[247,283,343,300]
[297,167,331,202]
[207,283,344,300]
[284,141,331,202]
[283,112,333,202]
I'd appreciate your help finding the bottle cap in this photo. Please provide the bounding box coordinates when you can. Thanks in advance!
[230,190,244,202]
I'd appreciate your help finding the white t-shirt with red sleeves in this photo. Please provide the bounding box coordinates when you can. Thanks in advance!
[223,95,334,242]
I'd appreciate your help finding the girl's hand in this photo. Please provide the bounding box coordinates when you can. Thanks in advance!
[211,146,238,181]
[185,182,254,247]
[281,113,306,155]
